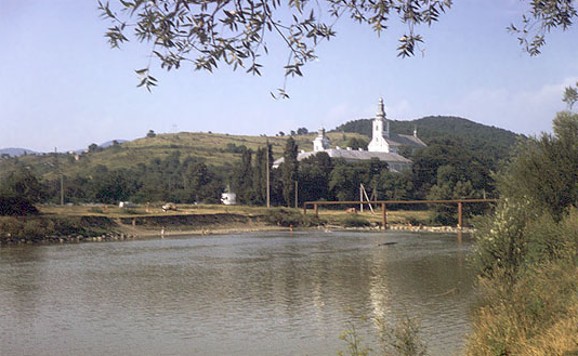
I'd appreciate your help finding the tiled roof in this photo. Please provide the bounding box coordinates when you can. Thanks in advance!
[323,148,412,163]
[388,133,427,148]
[273,148,412,169]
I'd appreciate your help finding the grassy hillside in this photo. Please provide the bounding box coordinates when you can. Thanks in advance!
[0,131,367,180]
[1,117,523,182]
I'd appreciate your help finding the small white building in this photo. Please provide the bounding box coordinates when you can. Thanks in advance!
[221,192,237,205]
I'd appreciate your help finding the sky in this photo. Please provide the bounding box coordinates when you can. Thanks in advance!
[1,0,577,153]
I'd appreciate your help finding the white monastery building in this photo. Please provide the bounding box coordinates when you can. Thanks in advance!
[274,98,426,171]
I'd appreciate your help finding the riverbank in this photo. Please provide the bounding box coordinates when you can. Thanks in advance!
[0,204,468,245]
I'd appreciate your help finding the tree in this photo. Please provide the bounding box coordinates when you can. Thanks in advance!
[0,196,39,216]
[507,1,578,56]
[99,1,576,92]
[97,0,449,93]
[346,137,368,150]
[562,82,578,110]
[299,152,333,202]
[1,166,46,203]
[468,110,578,354]
[281,137,299,207]
[411,139,494,199]
[232,149,254,204]
[88,166,139,204]
[328,159,359,201]
[379,170,413,201]
[252,144,273,205]
[499,111,578,222]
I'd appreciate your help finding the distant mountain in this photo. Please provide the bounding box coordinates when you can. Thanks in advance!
[0,148,37,157]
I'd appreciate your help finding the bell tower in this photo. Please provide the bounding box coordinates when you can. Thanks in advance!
[367,98,391,152]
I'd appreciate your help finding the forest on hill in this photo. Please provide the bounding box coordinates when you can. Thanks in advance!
[0,117,523,224]
[335,115,523,163]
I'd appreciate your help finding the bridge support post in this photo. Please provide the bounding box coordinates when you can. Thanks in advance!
[457,201,463,230]
[381,203,387,229]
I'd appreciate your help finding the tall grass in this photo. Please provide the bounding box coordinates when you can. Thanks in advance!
[466,206,578,355]
[338,313,427,356]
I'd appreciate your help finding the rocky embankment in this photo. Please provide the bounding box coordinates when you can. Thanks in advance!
[1,211,467,245]
[0,213,267,245]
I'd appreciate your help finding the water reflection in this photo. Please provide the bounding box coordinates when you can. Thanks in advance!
[0,231,475,356]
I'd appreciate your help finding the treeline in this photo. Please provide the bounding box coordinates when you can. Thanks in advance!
[0,151,223,206]
[1,135,499,223]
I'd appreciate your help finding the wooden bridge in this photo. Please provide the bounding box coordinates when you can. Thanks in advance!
[303,199,498,229]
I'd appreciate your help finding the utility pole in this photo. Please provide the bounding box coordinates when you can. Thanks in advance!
[266,141,271,208]
[55,147,64,206]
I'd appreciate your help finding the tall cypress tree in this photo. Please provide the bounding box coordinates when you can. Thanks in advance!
[281,137,298,207]
[232,149,253,204]
[252,147,266,205]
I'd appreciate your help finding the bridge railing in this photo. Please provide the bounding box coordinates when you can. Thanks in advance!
[303,199,498,229]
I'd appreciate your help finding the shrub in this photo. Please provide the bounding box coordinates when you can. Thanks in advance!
[341,216,371,228]
[263,208,321,227]
[467,207,578,356]
[338,312,427,356]
[0,196,39,216]
[466,263,578,356]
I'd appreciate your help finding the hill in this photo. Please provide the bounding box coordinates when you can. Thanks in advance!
[0,117,523,181]
[334,115,524,161]
[0,131,366,180]
[0,148,38,157]
[0,118,522,207]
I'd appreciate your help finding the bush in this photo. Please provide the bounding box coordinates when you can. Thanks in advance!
[338,312,427,356]
[466,263,578,356]
[263,208,321,227]
[467,206,578,355]
[341,216,371,228]
[0,196,39,216]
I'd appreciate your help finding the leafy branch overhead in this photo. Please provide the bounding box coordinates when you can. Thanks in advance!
[508,0,577,56]
[98,0,577,92]
[98,0,451,92]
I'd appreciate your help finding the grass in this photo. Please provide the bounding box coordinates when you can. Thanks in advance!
[3,131,369,179]
[315,208,432,227]
[466,264,578,356]
[466,207,578,356]
[40,203,432,224]
[338,312,428,356]
[40,203,269,215]
[34,203,437,238]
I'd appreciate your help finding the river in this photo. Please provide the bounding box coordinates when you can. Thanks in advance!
[0,230,475,356]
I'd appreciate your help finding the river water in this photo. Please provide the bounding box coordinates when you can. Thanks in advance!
[0,230,475,356]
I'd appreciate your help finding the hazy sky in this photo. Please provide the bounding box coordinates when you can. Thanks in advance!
[1,1,577,152]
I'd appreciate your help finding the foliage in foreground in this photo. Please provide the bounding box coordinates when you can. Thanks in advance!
[338,313,427,356]
[98,0,576,92]
[466,261,578,356]
[468,206,578,355]
[467,111,578,355]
